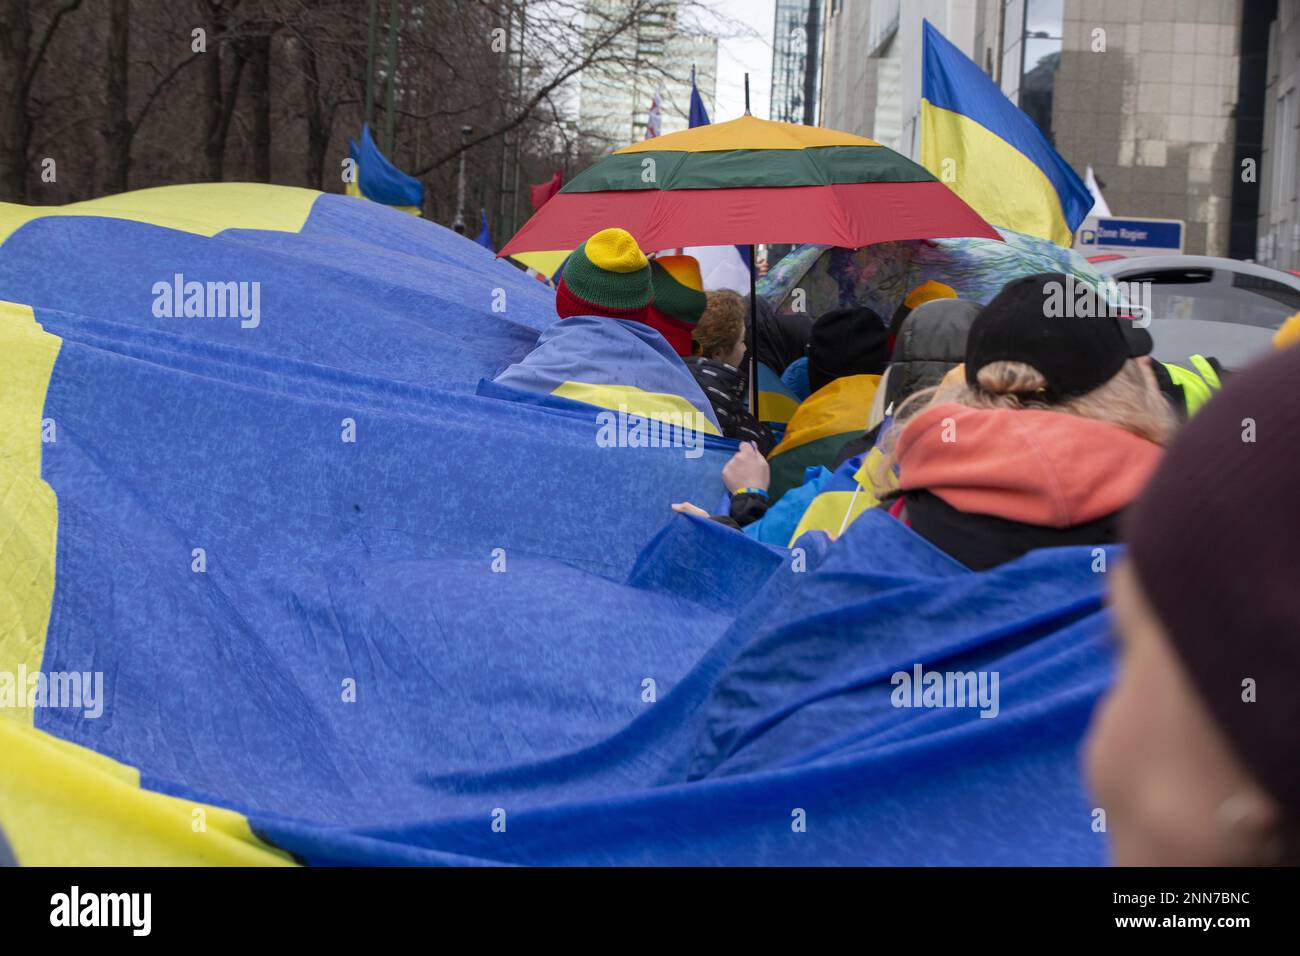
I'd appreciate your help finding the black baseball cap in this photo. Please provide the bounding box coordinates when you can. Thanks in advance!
[965,273,1153,400]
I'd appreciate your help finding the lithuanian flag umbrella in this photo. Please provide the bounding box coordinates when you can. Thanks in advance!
[499,114,998,256]
[499,112,1000,411]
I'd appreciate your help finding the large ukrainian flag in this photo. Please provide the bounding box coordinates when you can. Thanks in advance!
[0,181,1121,867]
[920,20,1092,247]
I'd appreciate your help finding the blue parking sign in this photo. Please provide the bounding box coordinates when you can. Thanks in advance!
[1076,217,1184,256]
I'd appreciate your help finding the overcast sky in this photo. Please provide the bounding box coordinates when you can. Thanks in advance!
[690,0,776,121]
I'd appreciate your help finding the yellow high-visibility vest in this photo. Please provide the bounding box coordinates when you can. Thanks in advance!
[1162,354,1221,417]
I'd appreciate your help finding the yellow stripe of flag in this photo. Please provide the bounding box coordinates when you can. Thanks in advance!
[920,101,1074,246]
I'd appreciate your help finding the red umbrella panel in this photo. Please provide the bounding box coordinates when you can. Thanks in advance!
[500,115,1000,256]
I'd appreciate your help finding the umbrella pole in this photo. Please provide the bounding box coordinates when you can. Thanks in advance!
[743,75,758,418]
[747,243,758,417]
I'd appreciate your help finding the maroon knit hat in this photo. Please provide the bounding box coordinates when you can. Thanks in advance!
[1125,344,1300,816]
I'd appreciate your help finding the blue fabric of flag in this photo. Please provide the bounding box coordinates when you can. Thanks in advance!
[689,78,711,129]
[348,122,424,208]
[475,209,493,250]
[0,184,1116,865]
[492,313,724,435]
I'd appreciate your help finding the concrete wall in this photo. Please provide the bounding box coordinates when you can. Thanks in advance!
[819,0,878,138]
[1052,0,1243,255]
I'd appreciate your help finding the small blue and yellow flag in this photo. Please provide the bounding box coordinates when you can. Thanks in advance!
[346,122,423,214]
[920,20,1091,247]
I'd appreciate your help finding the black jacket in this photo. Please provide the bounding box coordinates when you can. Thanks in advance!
[831,300,979,470]
[686,357,774,454]
[710,490,770,530]
[898,490,1124,572]
[751,295,813,375]
[882,298,980,411]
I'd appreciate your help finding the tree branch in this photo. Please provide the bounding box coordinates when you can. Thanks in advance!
[20,0,84,102]
[125,50,206,151]
[410,1,650,175]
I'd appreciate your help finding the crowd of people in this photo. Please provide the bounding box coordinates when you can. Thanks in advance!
[531,226,1299,866]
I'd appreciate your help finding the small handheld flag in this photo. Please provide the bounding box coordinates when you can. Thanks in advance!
[475,209,493,250]
[529,171,562,212]
[345,122,424,213]
[689,66,711,129]
[645,87,663,140]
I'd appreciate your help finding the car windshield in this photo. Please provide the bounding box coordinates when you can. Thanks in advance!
[1117,267,1299,329]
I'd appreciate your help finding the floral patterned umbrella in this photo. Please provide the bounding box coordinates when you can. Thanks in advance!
[759,227,1105,321]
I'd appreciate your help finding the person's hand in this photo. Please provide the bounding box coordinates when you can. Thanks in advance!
[721,442,769,494]
[671,502,711,518]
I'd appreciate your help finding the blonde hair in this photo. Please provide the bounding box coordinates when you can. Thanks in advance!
[692,290,746,359]
[870,358,1176,496]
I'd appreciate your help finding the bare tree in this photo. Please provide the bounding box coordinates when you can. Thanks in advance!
[408,0,695,176]
[277,0,367,190]
[200,0,248,181]
[243,30,274,181]
[0,0,83,201]
[297,34,328,189]
[5,0,744,240]
[102,0,131,194]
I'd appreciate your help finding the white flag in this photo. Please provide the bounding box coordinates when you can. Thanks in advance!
[645,88,662,140]
[1084,166,1112,218]
[684,245,751,295]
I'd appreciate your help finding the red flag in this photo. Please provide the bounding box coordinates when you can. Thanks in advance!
[529,171,563,212]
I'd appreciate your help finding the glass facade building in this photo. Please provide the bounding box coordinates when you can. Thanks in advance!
[771,0,825,124]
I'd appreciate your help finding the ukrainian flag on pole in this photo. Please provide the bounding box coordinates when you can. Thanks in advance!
[920,20,1091,247]
[346,122,423,215]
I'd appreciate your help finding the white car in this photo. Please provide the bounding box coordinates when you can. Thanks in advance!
[1096,255,1299,370]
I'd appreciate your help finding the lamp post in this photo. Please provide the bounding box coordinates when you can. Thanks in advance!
[383,0,400,153]
[364,0,377,126]
[453,125,472,234]
[508,0,528,237]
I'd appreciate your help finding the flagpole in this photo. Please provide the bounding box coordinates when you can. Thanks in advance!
[747,243,758,416]
[453,125,471,234]
[743,73,759,416]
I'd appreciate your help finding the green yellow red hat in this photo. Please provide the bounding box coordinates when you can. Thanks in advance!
[646,255,706,356]
[555,228,653,321]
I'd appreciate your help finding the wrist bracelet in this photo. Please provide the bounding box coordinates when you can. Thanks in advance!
[733,487,768,499]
